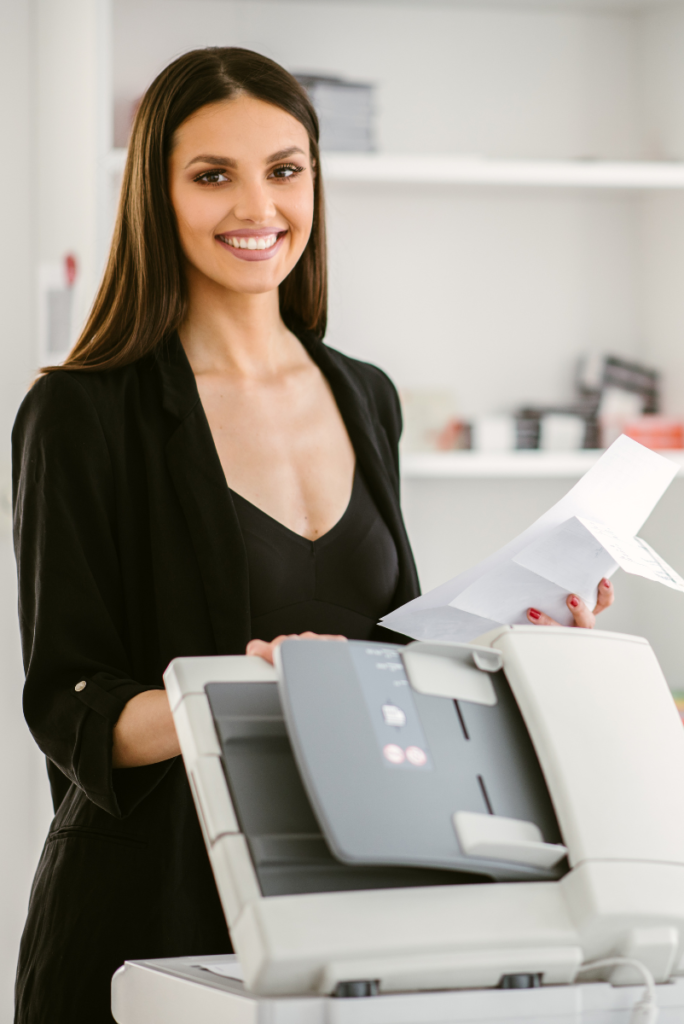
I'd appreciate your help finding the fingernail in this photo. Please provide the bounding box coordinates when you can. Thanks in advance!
[570,597,579,608]
[528,609,541,620]
[602,579,611,588]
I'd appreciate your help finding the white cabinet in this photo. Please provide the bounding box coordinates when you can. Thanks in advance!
[36,0,684,682]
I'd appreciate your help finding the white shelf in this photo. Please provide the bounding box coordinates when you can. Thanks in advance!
[106,148,684,190]
[400,450,684,479]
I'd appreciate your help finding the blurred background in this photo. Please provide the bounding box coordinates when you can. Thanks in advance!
[4,0,684,1019]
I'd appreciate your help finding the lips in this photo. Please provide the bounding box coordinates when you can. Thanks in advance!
[216,229,286,262]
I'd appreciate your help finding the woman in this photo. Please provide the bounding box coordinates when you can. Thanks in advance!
[12,47,613,1023]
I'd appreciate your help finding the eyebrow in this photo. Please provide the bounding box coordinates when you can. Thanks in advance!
[185,146,306,170]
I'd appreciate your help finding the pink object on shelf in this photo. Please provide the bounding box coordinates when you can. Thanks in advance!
[622,416,684,450]
[64,253,77,287]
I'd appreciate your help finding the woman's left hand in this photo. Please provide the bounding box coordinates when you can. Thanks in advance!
[246,631,346,665]
[527,577,614,629]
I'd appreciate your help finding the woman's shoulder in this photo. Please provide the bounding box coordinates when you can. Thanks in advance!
[320,343,402,436]
[322,344,397,394]
[14,362,151,434]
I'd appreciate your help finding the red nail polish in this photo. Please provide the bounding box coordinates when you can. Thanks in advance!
[602,579,611,588]
[529,609,541,620]
[570,597,579,608]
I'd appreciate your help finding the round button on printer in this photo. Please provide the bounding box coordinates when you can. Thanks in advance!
[383,744,405,764]
[406,746,427,767]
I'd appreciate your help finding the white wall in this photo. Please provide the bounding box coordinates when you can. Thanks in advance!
[0,1,54,1021]
[325,186,642,415]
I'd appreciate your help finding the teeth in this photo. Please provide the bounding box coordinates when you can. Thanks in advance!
[223,233,278,250]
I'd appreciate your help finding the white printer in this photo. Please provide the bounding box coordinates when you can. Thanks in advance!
[112,626,684,1023]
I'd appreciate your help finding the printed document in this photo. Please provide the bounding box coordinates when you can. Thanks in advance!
[381,436,682,642]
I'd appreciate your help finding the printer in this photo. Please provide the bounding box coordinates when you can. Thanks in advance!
[112,626,684,1023]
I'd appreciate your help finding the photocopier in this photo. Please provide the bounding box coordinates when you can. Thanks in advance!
[112,626,684,1023]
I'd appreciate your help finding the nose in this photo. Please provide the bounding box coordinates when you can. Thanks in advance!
[232,175,277,224]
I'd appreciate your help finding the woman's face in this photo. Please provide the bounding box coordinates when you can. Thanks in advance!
[169,95,315,298]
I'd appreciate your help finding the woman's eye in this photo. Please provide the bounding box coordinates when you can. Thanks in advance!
[194,170,230,185]
[270,163,305,180]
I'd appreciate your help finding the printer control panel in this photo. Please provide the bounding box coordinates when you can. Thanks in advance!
[349,644,432,770]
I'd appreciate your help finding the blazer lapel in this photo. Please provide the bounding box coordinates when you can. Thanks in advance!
[157,336,250,654]
[307,341,420,608]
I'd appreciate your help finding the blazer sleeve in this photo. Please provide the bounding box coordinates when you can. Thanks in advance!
[12,371,170,818]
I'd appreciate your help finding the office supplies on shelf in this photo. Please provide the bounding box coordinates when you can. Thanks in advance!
[294,74,375,151]
[399,390,460,452]
[623,415,684,450]
[382,435,681,641]
[471,415,517,452]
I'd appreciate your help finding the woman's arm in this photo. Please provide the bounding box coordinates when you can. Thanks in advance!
[112,691,181,768]
[14,372,176,813]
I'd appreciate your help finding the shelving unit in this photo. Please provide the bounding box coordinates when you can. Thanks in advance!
[400,449,684,479]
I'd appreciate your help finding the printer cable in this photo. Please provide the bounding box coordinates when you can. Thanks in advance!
[576,957,658,1024]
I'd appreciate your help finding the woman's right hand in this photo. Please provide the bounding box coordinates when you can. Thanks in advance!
[246,632,346,665]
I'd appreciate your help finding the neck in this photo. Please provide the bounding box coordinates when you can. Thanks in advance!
[178,267,301,379]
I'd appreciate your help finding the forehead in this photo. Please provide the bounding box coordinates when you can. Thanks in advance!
[172,95,310,160]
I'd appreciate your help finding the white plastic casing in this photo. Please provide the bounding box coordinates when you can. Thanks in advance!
[163,630,684,996]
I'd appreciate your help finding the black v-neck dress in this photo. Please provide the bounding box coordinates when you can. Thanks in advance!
[231,466,400,642]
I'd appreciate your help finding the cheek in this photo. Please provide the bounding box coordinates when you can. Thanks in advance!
[173,189,220,250]
[287,190,315,241]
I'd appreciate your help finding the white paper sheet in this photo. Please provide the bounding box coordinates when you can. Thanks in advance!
[381,436,680,641]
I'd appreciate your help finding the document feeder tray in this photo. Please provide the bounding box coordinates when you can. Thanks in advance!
[206,640,565,890]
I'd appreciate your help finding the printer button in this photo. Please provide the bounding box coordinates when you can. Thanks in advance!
[406,746,427,767]
[382,704,406,727]
[383,744,405,764]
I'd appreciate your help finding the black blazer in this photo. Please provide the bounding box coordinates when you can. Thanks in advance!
[12,332,420,1024]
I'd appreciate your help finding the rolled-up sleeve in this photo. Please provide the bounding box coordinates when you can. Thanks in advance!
[12,371,168,817]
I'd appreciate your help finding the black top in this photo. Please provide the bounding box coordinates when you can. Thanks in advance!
[232,466,400,643]
[11,331,420,1024]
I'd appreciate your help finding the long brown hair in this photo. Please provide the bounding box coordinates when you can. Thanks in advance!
[48,48,327,373]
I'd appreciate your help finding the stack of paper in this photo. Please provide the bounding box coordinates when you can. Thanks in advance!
[382,436,684,642]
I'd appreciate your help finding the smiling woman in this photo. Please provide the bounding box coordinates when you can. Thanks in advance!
[11,45,612,1024]
[11,48,419,1024]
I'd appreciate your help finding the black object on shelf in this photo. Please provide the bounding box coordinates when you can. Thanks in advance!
[295,74,376,152]
[577,354,660,414]
[515,399,600,450]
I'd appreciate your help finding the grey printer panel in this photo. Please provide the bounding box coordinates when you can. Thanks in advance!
[205,681,490,897]
[277,640,565,882]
